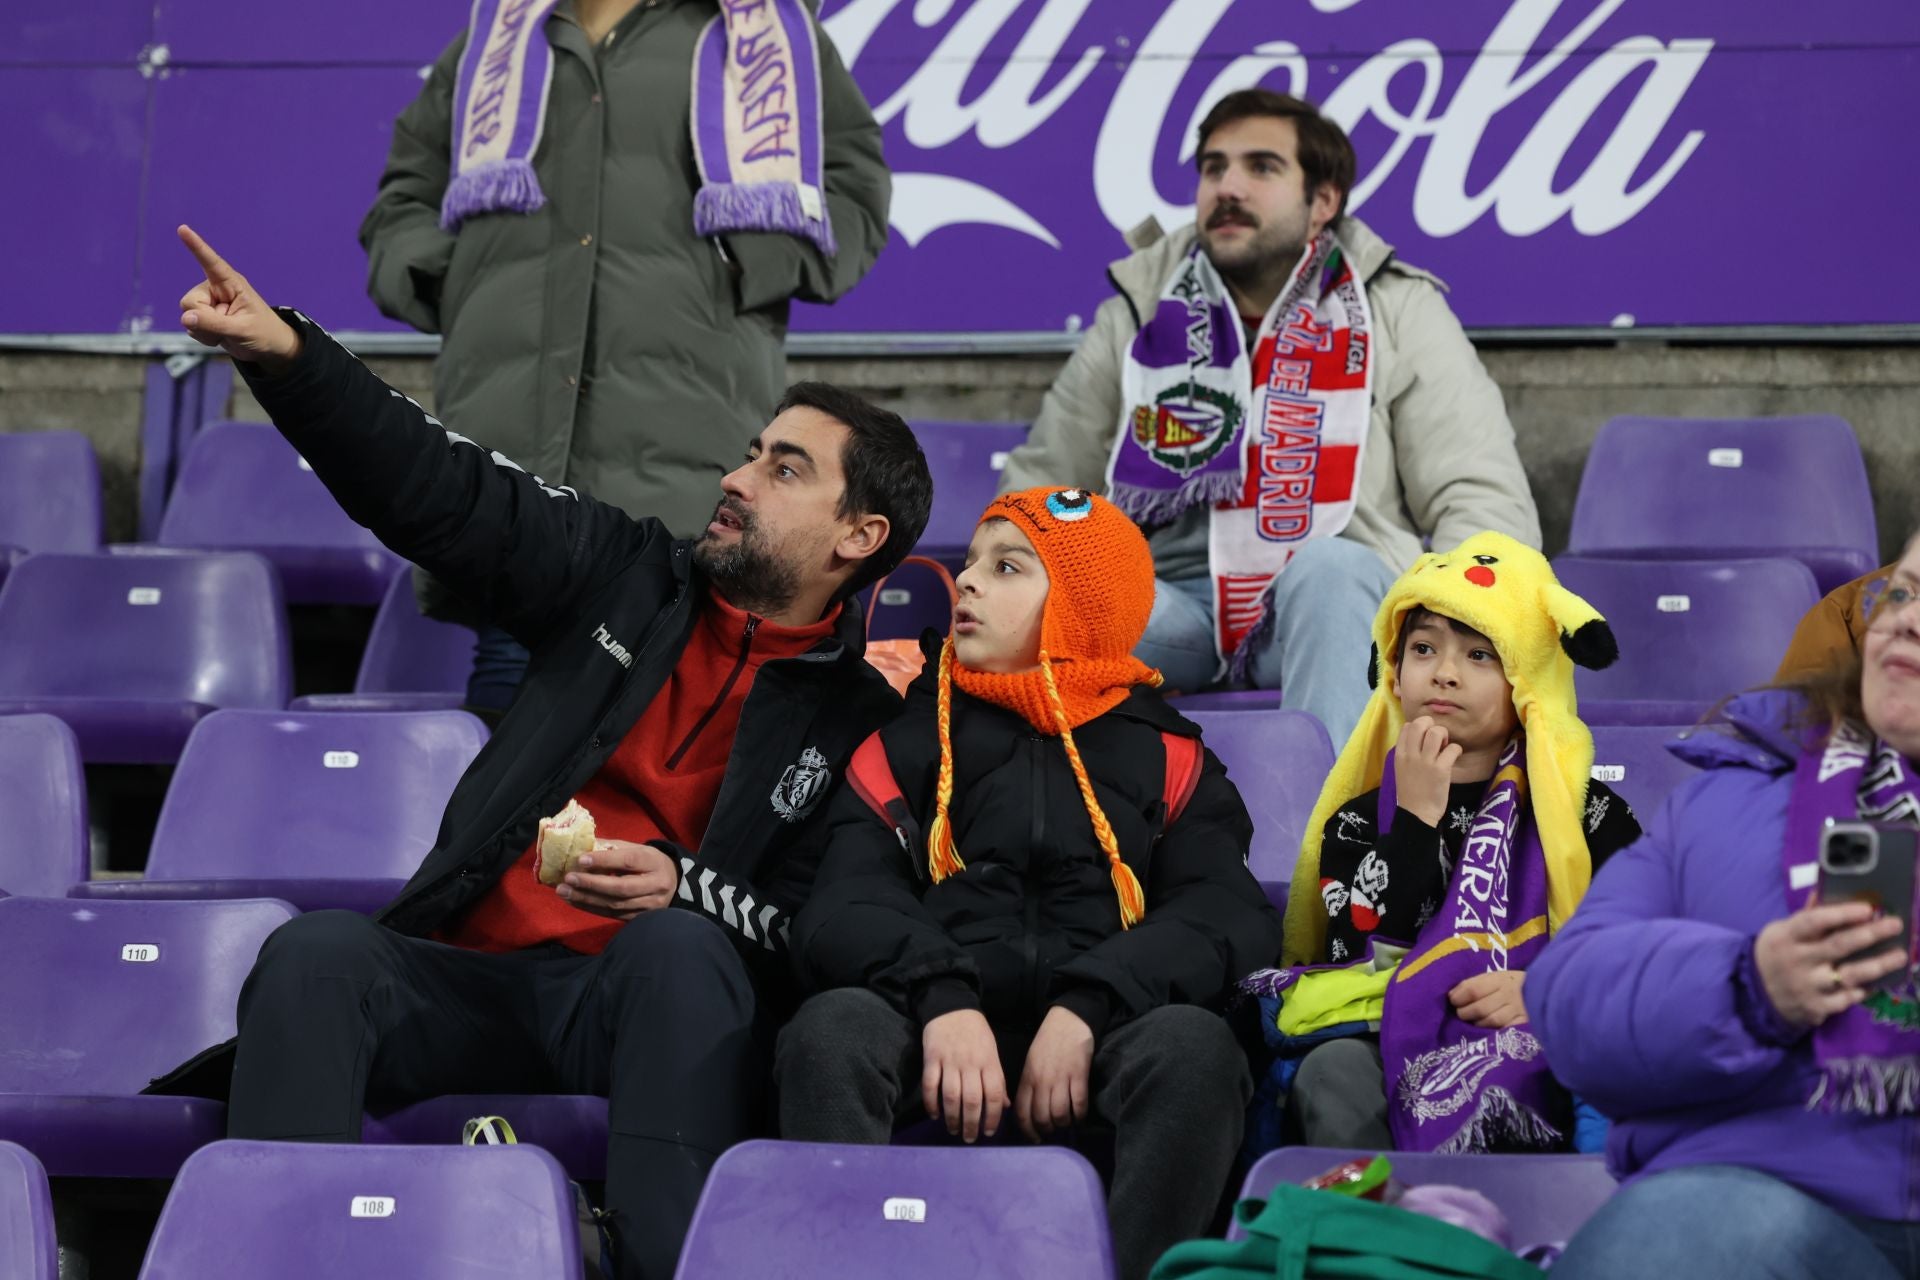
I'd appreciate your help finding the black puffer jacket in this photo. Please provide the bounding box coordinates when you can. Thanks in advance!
[794,646,1283,1039]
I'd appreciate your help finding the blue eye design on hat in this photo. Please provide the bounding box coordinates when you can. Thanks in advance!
[1045,489,1093,522]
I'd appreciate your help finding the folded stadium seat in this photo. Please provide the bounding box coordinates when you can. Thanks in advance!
[678,1140,1114,1279]
[1234,1148,1615,1246]
[362,1096,611,1181]
[1170,689,1285,711]
[156,421,404,606]
[862,555,959,642]
[0,551,291,764]
[0,896,296,1178]
[290,568,473,712]
[0,431,102,590]
[70,709,487,913]
[1173,709,1333,913]
[1587,723,1704,823]
[0,1142,58,1280]
[1567,414,1877,594]
[0,714,88,898]
[909,421,1031,567]
[136,1140,579,1280]
[1553,556,1819,727]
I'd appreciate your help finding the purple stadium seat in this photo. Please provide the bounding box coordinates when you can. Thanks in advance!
[865,556,959,642]
[0,551,291,764]
[1184,709,1333,909]
[1170,689,1285,711]
[1235,1148,1615,1248]
[0,431,102,588]
[0,896,296,1177]
[156,421,405,606]
[364,1096,610,1181]
[1587,724,1703,821]
[0,1142,57,1280]
[1567,414,1877,594]
[70,709,486,913]
[137,1140,579,1280]
[911,421,1030,565]
[291,567,472,712]
[0,714,88,898]
[1553,556,1819,727]
[677,1140,1114,1280]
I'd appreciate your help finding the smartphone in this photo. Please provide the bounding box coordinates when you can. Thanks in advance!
[1819,822,1920,992]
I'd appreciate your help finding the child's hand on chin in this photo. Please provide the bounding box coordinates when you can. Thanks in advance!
[1449,970,1527,1028]
[1395,715,1463,827]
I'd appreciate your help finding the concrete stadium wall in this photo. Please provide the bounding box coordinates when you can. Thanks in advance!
[3,344,1914,562]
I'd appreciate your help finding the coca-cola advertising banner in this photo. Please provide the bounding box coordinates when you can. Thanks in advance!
[815,0,1918,333]
[9,0,1917,336]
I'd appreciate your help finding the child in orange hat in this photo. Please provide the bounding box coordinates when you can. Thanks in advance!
[775,487,1283,1280]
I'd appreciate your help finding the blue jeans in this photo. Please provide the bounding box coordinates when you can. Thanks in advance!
[466,623,530,711]
[1136,538,1396,745]
[1553,1164,1920,1279]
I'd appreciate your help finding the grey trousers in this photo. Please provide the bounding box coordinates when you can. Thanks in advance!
[775,989,1252,1280]
[1287,1035,1392,1149]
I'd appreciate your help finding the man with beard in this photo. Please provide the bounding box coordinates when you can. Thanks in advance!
[150,227,933,1280]
[1001,90,1538,743]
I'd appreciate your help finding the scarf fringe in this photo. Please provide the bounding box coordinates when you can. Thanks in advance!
[1223,585,1280,683]
[440,159,546,232]
[693,182,837,258]
[1105,471,1245,528]
[1433,1086,1563,1154]
[1809,1054,1920,1115]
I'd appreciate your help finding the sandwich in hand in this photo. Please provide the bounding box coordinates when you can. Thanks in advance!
[536,799,597,887]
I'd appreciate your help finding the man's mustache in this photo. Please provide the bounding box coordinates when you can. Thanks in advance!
[1207,206,1258,230]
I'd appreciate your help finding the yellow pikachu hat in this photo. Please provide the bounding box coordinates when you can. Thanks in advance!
[1280,531,1619,965]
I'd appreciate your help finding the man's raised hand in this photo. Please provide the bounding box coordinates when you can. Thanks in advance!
[176,225,302,372]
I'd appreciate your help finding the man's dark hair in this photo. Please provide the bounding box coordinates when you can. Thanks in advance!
[776,381,933,599]
[1194,90,1357,219]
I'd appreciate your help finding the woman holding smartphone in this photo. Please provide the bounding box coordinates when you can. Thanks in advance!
[1527,528,1920,1280]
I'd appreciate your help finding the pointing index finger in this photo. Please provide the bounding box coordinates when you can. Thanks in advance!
[177,224,237,284]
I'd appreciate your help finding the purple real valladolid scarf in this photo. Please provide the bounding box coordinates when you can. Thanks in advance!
[441,0,834,257]
[1783,721,1920,1113]
[1378,738,1566,1152]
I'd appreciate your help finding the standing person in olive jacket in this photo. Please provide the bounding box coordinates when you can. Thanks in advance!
[162,228,931,1280]
[777,487,1283,1280]
[362,0,892,711]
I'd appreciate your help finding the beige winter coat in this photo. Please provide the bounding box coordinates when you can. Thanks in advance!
[999,216,1539,581]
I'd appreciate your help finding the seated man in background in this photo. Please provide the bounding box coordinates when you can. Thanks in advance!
[1000,90,1539,743]
[155,226,933,1280]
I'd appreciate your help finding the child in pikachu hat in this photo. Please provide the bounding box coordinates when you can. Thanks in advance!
[1254,532,1643,1156]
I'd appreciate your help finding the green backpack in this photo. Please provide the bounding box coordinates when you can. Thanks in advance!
[1150,1185,1543,1280]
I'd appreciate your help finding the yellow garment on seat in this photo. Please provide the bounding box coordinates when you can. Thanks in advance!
[1275,943,1408,1038]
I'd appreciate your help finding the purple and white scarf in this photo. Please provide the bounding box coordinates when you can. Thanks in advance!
[442,0,834,256]
[1783,721,1920,1112]
[1380,738,1565,1153]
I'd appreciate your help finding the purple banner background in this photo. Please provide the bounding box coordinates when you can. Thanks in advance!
[7,0,1918,335]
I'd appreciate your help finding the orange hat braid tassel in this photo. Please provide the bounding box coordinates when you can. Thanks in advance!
[1040,652,1144,928]
[924,638,966,884]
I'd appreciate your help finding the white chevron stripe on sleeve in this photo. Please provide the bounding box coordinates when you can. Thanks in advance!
[677,858,697,902]
[719,884,738,928]
[736,894,758,942]
[698,868,719,915]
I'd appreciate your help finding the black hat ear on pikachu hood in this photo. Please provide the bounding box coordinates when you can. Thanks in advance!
[1280,531,1615,966]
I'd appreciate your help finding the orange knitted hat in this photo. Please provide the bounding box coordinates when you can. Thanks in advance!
[928,487,1163,928]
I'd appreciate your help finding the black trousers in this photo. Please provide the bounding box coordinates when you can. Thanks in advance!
[227,908,766,1280]
[774,988,1253,1280]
